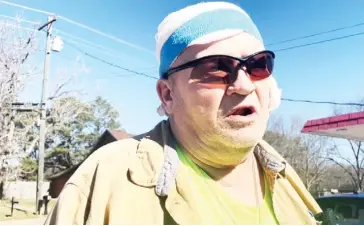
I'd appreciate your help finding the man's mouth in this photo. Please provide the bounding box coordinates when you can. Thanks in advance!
[227,106,256,117]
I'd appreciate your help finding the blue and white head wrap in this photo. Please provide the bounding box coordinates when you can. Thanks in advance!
[155,1,264,78]
[155,2,282,116]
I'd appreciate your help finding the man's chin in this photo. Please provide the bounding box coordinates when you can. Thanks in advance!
[219,126,265,145]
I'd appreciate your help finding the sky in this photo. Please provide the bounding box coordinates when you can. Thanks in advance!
[0,0,364,136]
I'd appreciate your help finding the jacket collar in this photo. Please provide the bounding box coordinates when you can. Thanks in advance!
[128,120,287,194]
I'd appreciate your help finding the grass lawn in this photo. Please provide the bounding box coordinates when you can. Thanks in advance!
[0,205,39,222]
[0,198,56,221]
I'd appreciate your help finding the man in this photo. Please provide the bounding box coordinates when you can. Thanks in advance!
[45,2,324,225]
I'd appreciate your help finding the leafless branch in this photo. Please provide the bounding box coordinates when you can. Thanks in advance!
[328,157,358,188]
[0,16,90,181]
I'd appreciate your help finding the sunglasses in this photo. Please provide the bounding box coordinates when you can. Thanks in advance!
[163,50,275,85]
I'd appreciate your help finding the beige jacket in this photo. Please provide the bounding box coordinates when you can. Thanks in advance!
[45,120,323,225]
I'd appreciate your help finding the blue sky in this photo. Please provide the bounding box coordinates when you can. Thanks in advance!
[1,0,364,135]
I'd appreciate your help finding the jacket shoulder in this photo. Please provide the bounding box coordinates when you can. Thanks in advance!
[66,138,141,194]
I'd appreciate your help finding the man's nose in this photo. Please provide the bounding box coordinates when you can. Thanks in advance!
[225,70,255,96]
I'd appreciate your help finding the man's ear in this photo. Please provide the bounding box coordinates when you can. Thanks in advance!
[156,79,174,116]
[268,77,282,112]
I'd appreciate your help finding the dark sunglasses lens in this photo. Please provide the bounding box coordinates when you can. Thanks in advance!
[192,56,236,84]
[248,53,274,79]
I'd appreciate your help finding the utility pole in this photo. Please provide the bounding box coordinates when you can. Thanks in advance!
[36,15,56,214]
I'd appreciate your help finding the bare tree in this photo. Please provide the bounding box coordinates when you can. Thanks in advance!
[265,117,331,192]
[299,134,331,191]
[22,58,89,156]
[328,141,364,191]
[0,15,90,181]
[320,164,352,190]
[328,99,364,192]
[0,16,41,181]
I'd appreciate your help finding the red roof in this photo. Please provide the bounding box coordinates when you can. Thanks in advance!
[301,111,364,141]
[109,130,130,140]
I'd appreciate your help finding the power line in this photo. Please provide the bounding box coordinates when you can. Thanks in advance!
[1,1,362,107]
[63,40,158,80]
[0,0,54,16]
[0,23,46,53]
[0,1,153,54]
[1,16,155,73]
[54,28,156,67]
[0,14,40,25]
[48,42,364,107]
[273,31,364,52]
[3,0,364,56]
[62,42,364,107]
[1,42,45,51]
[0,22,46,64]
[266,21,364,46]
[57,16,153,54]
[0,22,40,32]
[55,29,118,55]
[281,98,364,107]
[4,0,364,58]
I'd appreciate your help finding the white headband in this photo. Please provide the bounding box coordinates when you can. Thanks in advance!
[155,1,262,78]
[155,2,282,116]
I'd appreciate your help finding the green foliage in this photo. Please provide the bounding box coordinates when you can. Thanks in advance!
[43,96,121,176]
[91,96,121,133]
[18,96,122,180]
[19,157,37,181]
[44,147,73,176]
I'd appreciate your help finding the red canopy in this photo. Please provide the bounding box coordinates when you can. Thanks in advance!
[301,111,364,141]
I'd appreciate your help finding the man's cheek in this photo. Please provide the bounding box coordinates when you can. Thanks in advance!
[256,85,271,107]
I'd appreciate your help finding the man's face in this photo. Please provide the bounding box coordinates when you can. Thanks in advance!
[161,33,272,150]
